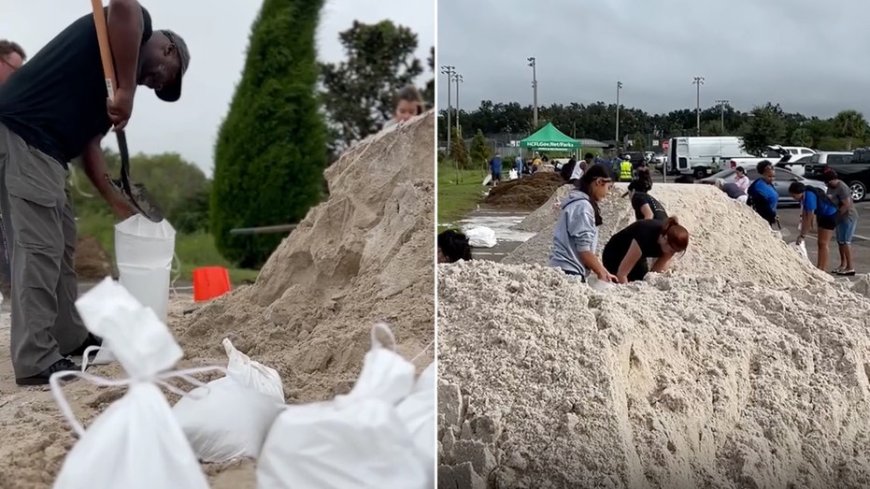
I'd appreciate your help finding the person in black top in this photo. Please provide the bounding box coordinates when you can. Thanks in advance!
[602,217,690,283]
[0,0,190,385]
[624,168,668,221]
[438,230,472,263]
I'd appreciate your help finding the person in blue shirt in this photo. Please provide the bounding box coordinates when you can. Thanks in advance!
[789,181,838,272]
[514,155,524,178]
[746,160,779,227]
[489,154,503,186]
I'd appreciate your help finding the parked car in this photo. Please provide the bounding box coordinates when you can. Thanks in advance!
[698,166,827,206]
[775,154,812,177]
[803,151,868,201]
[651,153,668,170]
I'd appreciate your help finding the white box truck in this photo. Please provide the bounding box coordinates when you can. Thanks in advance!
[667,136,753,178]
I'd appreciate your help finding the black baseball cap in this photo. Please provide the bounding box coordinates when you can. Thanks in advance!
[156,29,189,102]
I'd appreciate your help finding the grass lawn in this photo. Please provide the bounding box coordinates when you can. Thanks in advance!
[438,161,487,226]
[77,212,260,284]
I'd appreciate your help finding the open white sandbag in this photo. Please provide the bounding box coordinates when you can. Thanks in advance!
[173,339,286,463]
[50,278,212,489]
[257,323,427,489]
[396,362,436,483]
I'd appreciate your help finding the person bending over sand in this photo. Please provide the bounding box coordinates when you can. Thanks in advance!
[549,165,617,282]
[624,168,667,221]
[602,217,690,283]
[790,181,837,272]
[438,229,472,263]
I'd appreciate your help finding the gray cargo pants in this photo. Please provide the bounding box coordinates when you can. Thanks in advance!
[0,123,88,378]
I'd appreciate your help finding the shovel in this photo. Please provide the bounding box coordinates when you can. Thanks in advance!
[90,0,164,222]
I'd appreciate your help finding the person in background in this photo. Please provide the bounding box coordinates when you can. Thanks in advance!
[437,230,472,263]
[532,153,542,172]
[489,153,502,187]
[602,217,690,283]
[550,164,617,282]
[514,154,524,178]
[570,152,594,183]
[747,160,779,227]
[619,156,632,182]
[714,178,747,203]
[387,85,424,126]
[559,156,577,183]
[0,40,26,299]
[822,168,859,275]
[733,166,750,193]
[625,168,668,220]
[789,181,837,272]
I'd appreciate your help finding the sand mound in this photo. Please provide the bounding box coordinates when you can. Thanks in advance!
[178,111,435,402]
[504,183,827,289]
[512,184,572,232]
[74,236,115,281]
[438,260,870,488]
[484,172,564,210]
[0,112,434,489]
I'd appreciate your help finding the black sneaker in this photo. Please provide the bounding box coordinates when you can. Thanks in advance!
[15,358,80,386]
[61,333,102,357]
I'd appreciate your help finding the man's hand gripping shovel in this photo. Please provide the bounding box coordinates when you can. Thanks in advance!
[91,0,164,222]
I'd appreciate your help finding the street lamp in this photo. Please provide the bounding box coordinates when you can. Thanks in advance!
[454,73,464,131]
[715,99,729,134]
[615,81,623,150]
[528,57,538,129]
[693,76,705,136]
[440,65,455,152]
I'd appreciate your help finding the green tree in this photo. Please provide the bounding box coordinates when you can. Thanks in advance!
[321,20,423,154]
[833,110,867,150]
[789,127,812,147]
[701,120,722,137]
[468,130,490,169]
[422,46,434,107]
[740,105,786,155]
[212,0,327,268]
[449,126,469,168]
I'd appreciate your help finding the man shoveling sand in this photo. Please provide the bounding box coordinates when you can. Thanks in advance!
[0,0,189,384]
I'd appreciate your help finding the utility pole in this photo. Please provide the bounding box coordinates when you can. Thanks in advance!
[615,81,623,151]
[528,57,538,129]
[716,99,729,134]
[454,73,463,132]
[693,76,705,136]
[440,65,455,154]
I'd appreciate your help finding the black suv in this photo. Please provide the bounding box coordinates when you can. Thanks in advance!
[804,150,870,201]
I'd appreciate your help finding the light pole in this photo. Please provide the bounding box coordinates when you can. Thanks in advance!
[528,57,538,129]
[693,76,705,136]
[440,65,455,153]
[615,81,623,151]
[716,99,729,134]
[454,73,463,132]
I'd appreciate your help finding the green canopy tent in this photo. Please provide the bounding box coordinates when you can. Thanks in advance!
[519,122,581,153]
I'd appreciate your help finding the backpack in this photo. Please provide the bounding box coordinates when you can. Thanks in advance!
[805,186,836,211]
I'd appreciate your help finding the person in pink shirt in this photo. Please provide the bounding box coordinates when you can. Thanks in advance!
[733,166,750,192]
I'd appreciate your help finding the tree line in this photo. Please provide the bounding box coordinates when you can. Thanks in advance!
[441,100,870,157]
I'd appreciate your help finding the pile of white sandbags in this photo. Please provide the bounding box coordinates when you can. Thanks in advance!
[50,278,434,489]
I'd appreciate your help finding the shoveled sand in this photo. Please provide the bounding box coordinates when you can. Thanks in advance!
[439,182,870,488]
[0,112,434,488]
[484,172,564,210]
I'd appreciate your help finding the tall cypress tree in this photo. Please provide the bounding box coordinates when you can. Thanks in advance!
[212,0,327,267]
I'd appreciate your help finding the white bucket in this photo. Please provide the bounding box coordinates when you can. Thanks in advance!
[92,215,176,365]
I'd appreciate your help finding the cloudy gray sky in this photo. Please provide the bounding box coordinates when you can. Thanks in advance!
[437,0,869,121]
[1,1,433,176]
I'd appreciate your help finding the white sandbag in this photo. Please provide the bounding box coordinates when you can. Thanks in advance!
[508,169,518,180]
[465,226,497,248]
[482,174,492,186]
[257,323,427,489]
[790,240,810,262]
[173,339,285,463]
[396,362,436,484]
[51,277,211,489]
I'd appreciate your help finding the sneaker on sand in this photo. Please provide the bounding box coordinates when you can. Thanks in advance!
[15,358,80,386]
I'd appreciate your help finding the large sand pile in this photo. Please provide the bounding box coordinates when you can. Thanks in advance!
[0,111,434,488]
[484,172,564,210]
[439,181,870,488]
[504,184,827,289]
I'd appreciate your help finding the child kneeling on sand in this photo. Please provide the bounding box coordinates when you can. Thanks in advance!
[602,217,690,283]
[549,165,618,282]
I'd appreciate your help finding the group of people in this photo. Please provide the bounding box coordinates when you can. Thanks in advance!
[550,165,690,283]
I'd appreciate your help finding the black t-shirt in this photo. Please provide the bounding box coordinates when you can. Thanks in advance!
[0,7,152,166]
[630,192,668,221]
[603,219,665,264]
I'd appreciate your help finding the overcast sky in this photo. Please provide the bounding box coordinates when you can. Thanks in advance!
[0,0,434,176]
[438,0,870,122]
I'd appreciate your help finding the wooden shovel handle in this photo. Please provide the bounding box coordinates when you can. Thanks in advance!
[90,0,116,101]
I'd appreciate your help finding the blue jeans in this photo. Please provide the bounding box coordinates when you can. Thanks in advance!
[836,215,858,245]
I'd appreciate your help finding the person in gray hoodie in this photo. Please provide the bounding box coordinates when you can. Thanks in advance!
[549,164,618,282]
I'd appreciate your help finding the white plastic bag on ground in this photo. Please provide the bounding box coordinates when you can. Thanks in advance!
[396,362,436,484]
[790,240,810,262]
[257,323,427,489]
[173,339,285,463]
[508,169,518,180]
[51,278,212,489]
[465,226,497,248]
